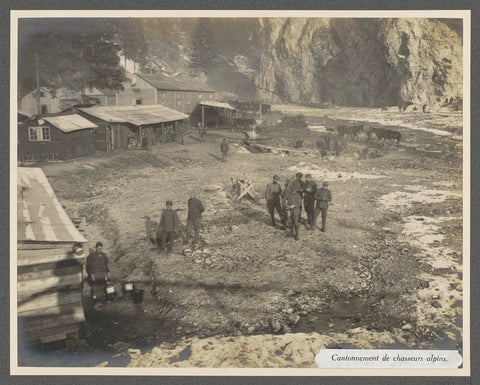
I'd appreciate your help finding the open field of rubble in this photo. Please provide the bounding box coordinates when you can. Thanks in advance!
[20,105,464,368]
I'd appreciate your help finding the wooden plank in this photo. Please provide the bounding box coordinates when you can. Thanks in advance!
[18,258,83,275]
[40,332,67,344]
[24,323,80,343]
[17,271,82,300]
[19,301,83,318]
[18,264,81,282]
[17,248,84,267]
[17,243,72,250]
[18,246,71,256]
[18,290,81,314]
[21,304,85,333]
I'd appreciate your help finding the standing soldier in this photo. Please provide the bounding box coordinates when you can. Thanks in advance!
[290,172,305,221]
[186,193,205,249]
[220,138,229,162]
[86,241,110,303]
[158,200,179,253]
[265,175,285,227]
[283,183,302,240]
[303,174,317,227]
[313,182,332,232]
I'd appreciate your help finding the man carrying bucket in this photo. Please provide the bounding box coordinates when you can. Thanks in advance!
[86,241,111,303]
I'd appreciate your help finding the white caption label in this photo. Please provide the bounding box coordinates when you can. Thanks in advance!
[315,349,462,369]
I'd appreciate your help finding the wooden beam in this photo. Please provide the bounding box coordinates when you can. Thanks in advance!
[139,126,143,149]
[25,323,80,343]
[202,105,205,128]
[17,271,82,301]
[18,264,81,282]
[21,303,85,333]
[18,291,82,314]
[17,247,84,267]
[161,123,164,143]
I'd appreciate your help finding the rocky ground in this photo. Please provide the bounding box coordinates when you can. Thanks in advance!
[19,104,464,368]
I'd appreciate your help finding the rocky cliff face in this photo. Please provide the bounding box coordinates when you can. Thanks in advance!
[256,18,463,107]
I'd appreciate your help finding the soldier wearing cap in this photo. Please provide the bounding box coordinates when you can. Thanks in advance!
[265,175,285,227]
[313,182,332,232]
[86,241,110,302]
[186,193,205,248]
[303,174,317,227]
[220,138,229,162]
[283,181,302,240]
[158,200,179,253]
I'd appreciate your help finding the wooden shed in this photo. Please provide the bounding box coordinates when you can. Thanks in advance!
[190,101,236,129]
[17,167,88,347]
[18,114,98,161]
[77,104,189,151]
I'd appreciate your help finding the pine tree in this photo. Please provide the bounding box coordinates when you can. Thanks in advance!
[19,31,126,96]
[189,19,218,76]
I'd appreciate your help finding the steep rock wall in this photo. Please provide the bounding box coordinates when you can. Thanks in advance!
[256,18,462,107]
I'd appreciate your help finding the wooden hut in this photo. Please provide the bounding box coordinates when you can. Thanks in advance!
[76,104,189,150]
[190,101,236,129]
[17,167,87,347]
[18,114,97,161]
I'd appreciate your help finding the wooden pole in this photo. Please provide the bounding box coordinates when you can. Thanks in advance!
[35,53,41,115]
[174,121,177,139]
[201,105,205,128]
[161,123,164,143]
[139,126,142,149]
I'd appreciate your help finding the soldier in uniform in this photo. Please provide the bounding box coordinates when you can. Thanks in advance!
[303,174,317,227]
[283,182,302,240]
[289,172,304,222]
[313,182,332,232]
[158,200,179,253]
[186,194,205,248]
[265,175,285,227]
[220,138,229,162]
[86,241,110,302]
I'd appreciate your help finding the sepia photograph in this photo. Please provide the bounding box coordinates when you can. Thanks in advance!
[11,10,470,375]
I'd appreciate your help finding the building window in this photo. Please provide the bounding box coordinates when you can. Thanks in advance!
[28,126,50,141]
[41,105,48,114]
[136,99,142,105]
[40,91,45,97]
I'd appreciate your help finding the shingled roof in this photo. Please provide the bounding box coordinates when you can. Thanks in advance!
[17,167,87,243]
[78,104,188,126]
[135,73,215,93]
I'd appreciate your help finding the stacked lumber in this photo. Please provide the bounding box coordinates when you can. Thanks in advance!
[17,244,86,346]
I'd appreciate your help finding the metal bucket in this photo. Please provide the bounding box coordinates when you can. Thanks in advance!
[122,282,134,298]
[132,288,144,304]
[105,282,117,302]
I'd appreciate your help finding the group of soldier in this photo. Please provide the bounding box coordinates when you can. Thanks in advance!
[155,194,205,253]
[265,172,332,240]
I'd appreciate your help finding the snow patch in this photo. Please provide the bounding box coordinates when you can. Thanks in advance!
[379,188,461,209]
[287,163,384,182]
[307,125,328,132]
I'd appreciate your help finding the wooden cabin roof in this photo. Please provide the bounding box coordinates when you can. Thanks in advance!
[199,101,236,110]
[135,73,215,93]
[17,167,87,243]
[78,104,189,126]
[43,114,98,133]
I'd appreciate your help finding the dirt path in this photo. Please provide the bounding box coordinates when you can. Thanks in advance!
[25,106,463,367]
